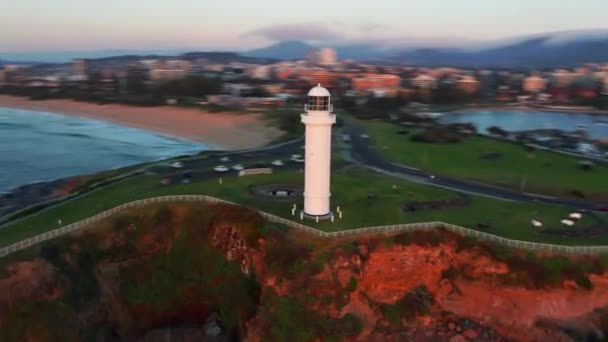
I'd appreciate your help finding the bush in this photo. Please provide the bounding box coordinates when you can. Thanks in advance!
[262,293,362,341]
[346,276,358,292]
[441,266,458,280]
[575,272,594,290]
[336,313,363,336]
[379,285,433,326]
[265,238,313,277]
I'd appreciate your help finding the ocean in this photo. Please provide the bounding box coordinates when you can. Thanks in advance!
[0,107,209,193]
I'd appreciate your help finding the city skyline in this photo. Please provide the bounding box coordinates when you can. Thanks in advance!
[3,0,608,53]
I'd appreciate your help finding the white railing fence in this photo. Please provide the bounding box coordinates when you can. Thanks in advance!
[1,195,606,258]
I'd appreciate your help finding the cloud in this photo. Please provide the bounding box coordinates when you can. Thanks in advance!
[244,23,342,42]
[359,23,387,32]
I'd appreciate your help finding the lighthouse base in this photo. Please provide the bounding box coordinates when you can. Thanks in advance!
[300,210,334,221]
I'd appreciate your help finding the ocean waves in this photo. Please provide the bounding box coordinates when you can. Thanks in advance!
[0,107,207,193]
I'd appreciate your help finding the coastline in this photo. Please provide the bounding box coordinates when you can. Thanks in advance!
[0,95,283,150]
[445,104,608,115]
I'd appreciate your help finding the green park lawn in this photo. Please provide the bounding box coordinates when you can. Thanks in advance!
[1,166,606,248]
[354,118,608,199]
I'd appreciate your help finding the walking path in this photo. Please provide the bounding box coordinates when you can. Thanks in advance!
[1,195,607,259]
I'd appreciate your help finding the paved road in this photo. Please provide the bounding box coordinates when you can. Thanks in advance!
[343,123,608,211]
[150,138,306,184]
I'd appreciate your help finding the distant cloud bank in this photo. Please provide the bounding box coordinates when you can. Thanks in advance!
[244,23,342,42]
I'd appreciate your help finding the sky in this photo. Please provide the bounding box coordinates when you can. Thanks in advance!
[2,0,608,52]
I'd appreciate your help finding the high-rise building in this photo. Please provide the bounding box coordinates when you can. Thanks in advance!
[73,59,89,76]
[308,48,337,66]
[523,74,547,93]
[301,84,336,217]
[456,75,480,93]
[411,74,437,89]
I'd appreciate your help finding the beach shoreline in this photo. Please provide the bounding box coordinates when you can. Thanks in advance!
[444,104,608,115]
[0,95,283,150]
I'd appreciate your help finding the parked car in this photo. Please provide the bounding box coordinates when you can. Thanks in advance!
[213,165,230,172]
[219,156,231,162]
[593,205,608,212]
[170,161,183,168]
[231,164,244,171]
[290,154,304,163]
[272,160,284,166]
[160,176,171,185]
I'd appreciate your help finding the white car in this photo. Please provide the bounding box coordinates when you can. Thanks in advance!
[231,164,244,171]
[342,134,351,141]
[272,160,284,166]
[213,165,230,172]
[219,156,231,162]
[360,134,369,139]
[170,161,183,168]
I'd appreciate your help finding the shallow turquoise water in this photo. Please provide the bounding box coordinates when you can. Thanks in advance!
[0,107,208,192]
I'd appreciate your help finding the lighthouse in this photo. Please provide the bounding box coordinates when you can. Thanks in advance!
[301,84,336,217]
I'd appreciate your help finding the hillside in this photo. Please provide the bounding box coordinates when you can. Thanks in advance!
[1,202,608,341]
[244,30,608,67]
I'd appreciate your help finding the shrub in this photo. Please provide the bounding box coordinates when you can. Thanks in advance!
[575,272,594,290]
[265,239,313,277]
[379,285,434,326]
[382,237,394,247]
[346,276,358,292]
[441,266,458,280]
[262,294,362,342]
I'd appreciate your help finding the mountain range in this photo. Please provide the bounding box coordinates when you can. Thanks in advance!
[243,30,608,68]
[2,30,608,68]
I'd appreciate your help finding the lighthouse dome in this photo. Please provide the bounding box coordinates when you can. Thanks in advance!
[306,84,332,112]
[308,84,331,97]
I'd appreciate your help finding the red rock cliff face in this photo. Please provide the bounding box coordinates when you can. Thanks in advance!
[0,260,63,321]
[2,204,608,342]
[247,231,608,341]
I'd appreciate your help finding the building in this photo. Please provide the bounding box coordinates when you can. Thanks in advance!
[411,74,437,90]
[222,83,254,96]
[149,60,191,82]
[249,65,271,80]
[308,48,337,66]
[496,85,517,102]
[304,69,339,86]
[72,59,89,76]
[552,69,575,88]
[301,84,336,217]
[351,74,401,92]
[456,75,480,93]
[261,83,283,95]
[0,69,7,86]
[523,74,547,93]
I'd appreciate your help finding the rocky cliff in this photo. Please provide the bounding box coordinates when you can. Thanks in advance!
[1,202,607,341]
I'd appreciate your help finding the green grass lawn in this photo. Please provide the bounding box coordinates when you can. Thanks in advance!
[353,118,608,199]
[1,165,607,248]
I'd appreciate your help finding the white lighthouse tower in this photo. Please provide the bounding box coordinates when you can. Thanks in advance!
[301,84,336,217]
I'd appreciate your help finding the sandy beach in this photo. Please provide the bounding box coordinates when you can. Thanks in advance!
[0,95,283,150]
